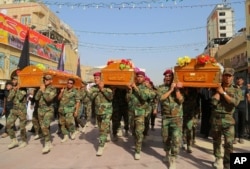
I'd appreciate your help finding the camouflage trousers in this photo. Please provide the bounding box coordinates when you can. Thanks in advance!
[143,111,151,136]
[183,116,197,146]
[97,113,112,147]
[129,113,145,153]
[59,112,76,136]
[75,106,85,129]
[83,103,92,123]
[32,110,42,136]
[6,109,27,141]
[112,107,129,135]
[162,116,182,157]
[38,107,54,142]
[211,116,234,167]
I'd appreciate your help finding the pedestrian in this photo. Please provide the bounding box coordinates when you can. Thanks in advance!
[198,88,213,139]
[157,69,184,169]
[26,88,35,121]
[80,81,92,132]
[182,87,199,153]
[211,68,242,169]
[89,72,113,156]
[233,76,250,144]
[143,77,157,137]
[74,82,87,133]
[112,87,129,140]
[127,71,153,160]
[1,80,14,138]
[6,76,27,149]
[58,78,81,143]
[35,74,57,154]
[30,88,43,140]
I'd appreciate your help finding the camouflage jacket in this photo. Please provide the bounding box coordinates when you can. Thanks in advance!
[79,88,91,104]
[157,84,184,117]
[7,88,26,111]
[127,83,153,116]
[59,88,81,112]
[89,85,113,115]
[211,84,241,115]
[35,85,57,108]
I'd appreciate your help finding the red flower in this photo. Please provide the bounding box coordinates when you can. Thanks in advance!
[107,60,114,65]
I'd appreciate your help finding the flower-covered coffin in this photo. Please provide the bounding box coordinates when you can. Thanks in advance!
[18,65,82,88]
[101,59,135,87]
[174,57,222,88]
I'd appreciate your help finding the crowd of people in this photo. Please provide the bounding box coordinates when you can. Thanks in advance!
[0,67,250,169]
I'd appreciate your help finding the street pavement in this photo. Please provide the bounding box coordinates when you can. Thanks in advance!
[0,116,250,169]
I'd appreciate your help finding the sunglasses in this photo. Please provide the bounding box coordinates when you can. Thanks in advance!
[68,82,74,84]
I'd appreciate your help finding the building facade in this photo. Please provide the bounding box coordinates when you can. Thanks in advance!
[0,1,94,88]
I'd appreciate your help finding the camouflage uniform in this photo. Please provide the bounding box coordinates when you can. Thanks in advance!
[89,85,113,147]
[35,85,57,142]
[182,88,199,152]
[30,90,42,137]
[6,88,27,143]
[127,83,153,154]
[157,84,184,158]
[112,88,129,136]
[143,88,157,136]
[211,84,241,169]
[80,87,92,125]
[58,87,81,136]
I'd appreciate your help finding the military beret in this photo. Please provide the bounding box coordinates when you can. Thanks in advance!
[93,72,101,77]
[163,69,173,76]
[136,71,145,77]
[43,74,53,80]
[145,76,150,82]
[223,68,235,76]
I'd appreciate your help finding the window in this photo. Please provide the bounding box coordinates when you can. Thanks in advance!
[219,12,225,16]
[220,33,226,37]
[20,15,31,26]
[220,26,226,30]
[0,53,4,69]
[219,19,226,23]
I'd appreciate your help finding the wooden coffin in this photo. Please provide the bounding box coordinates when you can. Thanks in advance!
[18,65,82,88]
[101,60,135,87]
[174,59,221,88]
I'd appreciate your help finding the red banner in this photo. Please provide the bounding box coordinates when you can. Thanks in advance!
[0,13,61,61]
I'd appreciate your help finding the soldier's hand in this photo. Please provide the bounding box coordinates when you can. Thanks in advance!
[175,82,183,89]
[170,82,176,91]
[60,88,64,93]
[40,84,45,92]
[216,86,224,94]
[98,82,104,90]
[73,111,78,117]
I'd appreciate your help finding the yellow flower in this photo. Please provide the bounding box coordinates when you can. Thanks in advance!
[177,56,191,67]
[183,56,191,64]
[36,63,46,70]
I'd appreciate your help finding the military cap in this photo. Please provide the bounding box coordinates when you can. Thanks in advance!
[163,69,173,76]
[136,71,145,77]
[223,68,235,76]
[43,74,53,80]
[93,72,101,77]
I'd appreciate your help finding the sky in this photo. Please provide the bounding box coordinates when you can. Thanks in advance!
[46,0,246,85]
